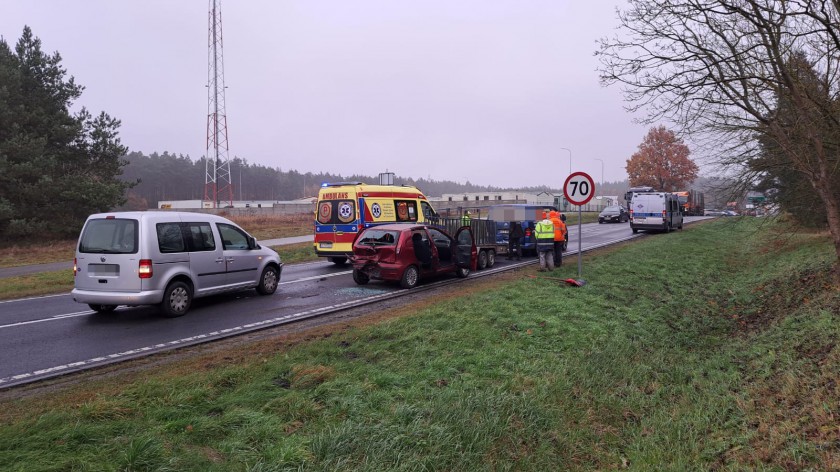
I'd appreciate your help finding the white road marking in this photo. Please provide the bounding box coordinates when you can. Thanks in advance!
[0,287,399,386]
[0,311,94,329]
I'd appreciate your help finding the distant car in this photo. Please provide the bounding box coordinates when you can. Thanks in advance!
[351,224,477,289]
[704,209,725,216]
[723,210,738,217]
[598,205,629,224]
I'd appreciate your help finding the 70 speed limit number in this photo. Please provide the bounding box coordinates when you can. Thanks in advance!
[563,172,596,206]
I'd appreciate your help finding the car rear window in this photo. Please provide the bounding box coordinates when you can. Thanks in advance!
[357,230,399,246]
[79,218,138,254]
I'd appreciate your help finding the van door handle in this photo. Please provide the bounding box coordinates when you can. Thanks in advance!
[215,258,225,263]
[226,258,235,263]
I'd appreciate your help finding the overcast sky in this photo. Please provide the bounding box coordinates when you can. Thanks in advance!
[1,0,652,189]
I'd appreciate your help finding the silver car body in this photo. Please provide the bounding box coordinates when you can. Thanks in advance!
[72,211,282,311]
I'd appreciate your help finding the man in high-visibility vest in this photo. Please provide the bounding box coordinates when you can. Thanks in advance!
[461,210,472,226]
[534,213,555,271]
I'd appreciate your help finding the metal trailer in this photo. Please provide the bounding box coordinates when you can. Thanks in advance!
[429,217,508,270]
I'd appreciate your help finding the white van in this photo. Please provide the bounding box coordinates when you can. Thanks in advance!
[630,192,683,233]
[72,211,283,317]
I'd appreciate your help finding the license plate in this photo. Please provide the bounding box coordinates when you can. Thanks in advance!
[319,242,333,249]
[634,218,646,224]
[89,264,120,276]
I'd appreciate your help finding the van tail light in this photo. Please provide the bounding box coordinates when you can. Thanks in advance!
[662,210,667,220]
[138,259,153,279]
[73,257,78,277]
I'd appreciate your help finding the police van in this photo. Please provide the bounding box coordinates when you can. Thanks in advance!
[314,182,438,264]
[629,192,683,233]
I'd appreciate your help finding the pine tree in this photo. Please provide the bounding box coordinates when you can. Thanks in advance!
[0,26,132,239]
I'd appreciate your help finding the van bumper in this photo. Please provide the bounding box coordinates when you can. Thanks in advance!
[630,222,667,231]
[71,288,165,306]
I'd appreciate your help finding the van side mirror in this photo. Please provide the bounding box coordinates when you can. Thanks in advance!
[248,236,258,249]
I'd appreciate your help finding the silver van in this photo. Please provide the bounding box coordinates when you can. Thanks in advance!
[72,211,283,317]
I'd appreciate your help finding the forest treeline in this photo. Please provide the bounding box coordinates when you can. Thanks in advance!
[119,151,633,209]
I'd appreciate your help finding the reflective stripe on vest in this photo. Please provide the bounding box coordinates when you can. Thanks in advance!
[535,221,553,240]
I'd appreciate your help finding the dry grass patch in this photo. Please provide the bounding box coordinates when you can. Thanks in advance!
[223,213,312,240]
[0,240,75,267]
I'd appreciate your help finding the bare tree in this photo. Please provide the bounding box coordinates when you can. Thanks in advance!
[597,0,840,268]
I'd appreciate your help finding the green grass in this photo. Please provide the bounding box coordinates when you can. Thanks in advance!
[0,270,72,301]
[271,242,320,265]
[564,211,600,225]
[1,218,837,470]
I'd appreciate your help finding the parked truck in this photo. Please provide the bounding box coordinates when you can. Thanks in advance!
[673,190,705,216]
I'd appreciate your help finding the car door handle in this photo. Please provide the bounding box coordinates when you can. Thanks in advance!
[226,258,235,263]
[215,258,225,263]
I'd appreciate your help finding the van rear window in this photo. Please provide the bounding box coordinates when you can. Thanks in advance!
[79,219,138,254]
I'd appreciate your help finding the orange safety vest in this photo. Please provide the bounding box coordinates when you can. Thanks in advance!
[550,215,566,241]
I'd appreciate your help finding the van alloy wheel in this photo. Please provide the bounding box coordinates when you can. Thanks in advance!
[257,266,279,295]
[161,281,191,318]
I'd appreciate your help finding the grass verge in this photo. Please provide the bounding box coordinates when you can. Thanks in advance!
[0,271,72,301]
[0,218,836,470]
[271,242,319,265]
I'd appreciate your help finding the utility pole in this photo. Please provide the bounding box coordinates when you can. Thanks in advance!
[203,0,233,208]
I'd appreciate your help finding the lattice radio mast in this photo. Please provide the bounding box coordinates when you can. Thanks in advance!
[203,0,233,208]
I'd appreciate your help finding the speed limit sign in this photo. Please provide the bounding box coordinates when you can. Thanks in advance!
[563,172,596,206]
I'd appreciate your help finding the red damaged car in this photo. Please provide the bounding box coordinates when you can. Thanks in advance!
[351,223,477,289]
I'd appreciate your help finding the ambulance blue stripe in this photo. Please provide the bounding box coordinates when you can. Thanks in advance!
[315,224,358,232]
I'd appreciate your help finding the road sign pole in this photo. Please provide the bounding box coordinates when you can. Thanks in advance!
[563,172,595,281]
[577,205,582,277]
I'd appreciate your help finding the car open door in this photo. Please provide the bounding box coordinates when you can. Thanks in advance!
[454,227,478,271]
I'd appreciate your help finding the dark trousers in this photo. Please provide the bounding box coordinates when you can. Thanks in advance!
[554,241,563,265]
[508,238,522,259]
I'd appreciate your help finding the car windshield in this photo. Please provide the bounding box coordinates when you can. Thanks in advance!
[357,229,399,246]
